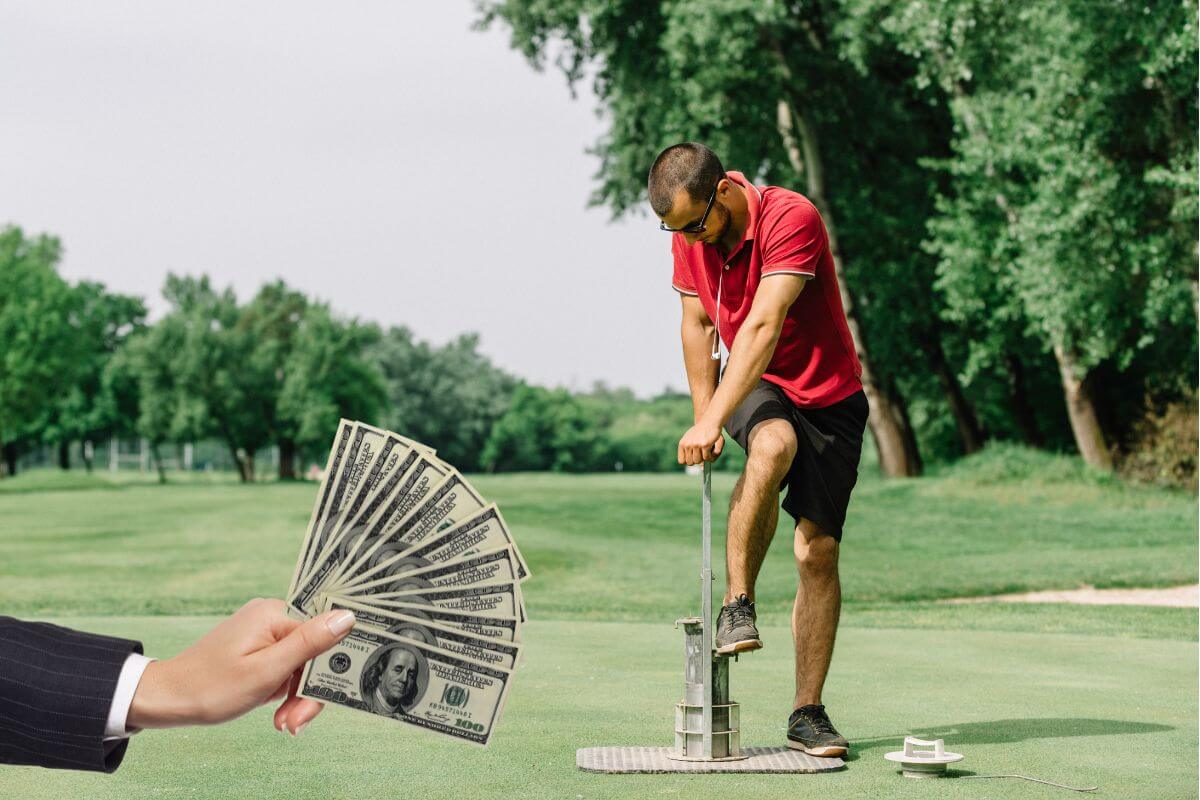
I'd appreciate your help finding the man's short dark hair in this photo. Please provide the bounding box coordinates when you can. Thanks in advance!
[648,143,726,217]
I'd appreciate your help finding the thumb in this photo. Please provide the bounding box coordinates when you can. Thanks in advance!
[261,609,356,679]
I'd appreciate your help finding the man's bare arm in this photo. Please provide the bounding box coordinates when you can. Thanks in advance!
[677,275,807,464]
[705,274,807,426]
[679,293,719,423]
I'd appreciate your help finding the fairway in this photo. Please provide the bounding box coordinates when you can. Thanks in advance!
[0,467,1196,798]
[3,0,1195,794]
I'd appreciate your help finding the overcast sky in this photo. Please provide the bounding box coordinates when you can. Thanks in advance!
[0,1,686,398]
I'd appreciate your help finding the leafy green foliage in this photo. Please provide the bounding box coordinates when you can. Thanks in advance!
[480,0,1198,469]
[477,0,979,467]
[865,0,1198,433]
[116,276,386,481]
[0,229,73,453]
[481,384,611,471]
[0,227,145,472]
[39,282,146,465]
[277,303,386,455]
[371,327,517,472]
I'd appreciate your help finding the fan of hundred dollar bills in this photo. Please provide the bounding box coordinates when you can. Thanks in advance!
[284,420,529,747]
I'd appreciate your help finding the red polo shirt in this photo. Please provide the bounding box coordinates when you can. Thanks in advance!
[671,171,863,409]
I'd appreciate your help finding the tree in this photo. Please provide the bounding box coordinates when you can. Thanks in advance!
[477,0,961,475]
[481,384,610,472]
[40,282,146,470]
[371,327,518,472]
[865,0,1198,467]
[111,277,389,482]
[277,304,386,477]
[0,227,77,477]
[125,275,271,481]
[240,281,311,480]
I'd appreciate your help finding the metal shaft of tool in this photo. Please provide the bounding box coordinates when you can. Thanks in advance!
[700,460,713,758]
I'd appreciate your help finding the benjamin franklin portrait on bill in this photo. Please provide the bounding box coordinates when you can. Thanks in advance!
[361,643,427,718]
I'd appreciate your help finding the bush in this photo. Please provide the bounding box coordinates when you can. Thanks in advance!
[1115,391,1198,492]
[481,385,611,472]
[930,441,1117,485]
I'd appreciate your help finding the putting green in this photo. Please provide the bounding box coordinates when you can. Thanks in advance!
[0,616,1193,800]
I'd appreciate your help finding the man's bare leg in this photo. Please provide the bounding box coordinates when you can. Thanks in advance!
[791,518,841,708]
[724,419,796,604]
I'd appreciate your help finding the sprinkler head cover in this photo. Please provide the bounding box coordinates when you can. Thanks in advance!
[884,737,964,778]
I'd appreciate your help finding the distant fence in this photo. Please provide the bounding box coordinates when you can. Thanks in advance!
[16,439,281,478]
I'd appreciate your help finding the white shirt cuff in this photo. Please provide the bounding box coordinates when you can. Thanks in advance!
[104,653,155,738]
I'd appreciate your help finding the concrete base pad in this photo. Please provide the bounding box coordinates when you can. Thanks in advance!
[576,746,845,774]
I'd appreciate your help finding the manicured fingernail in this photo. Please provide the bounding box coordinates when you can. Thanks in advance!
[294,722,309,737]
[325,610,355,636]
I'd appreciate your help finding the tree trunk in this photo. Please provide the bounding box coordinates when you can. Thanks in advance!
[242,452,256,483]
[1,442,15,477]
[150,443,167,484]
[1086,360,1121,448]
[925,332,984,454]
[278,438,297,481]
[1004,353,1044,447]
[775,94,922,476]
[227,442,250,483]
[887,374,924,475]
[58,441,71,470]
[1052,344,1112,469]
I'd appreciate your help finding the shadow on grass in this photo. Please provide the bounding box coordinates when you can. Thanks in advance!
[843,717,1172,762]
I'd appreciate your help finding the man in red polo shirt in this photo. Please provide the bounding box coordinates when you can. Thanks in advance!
[648,142,868,758]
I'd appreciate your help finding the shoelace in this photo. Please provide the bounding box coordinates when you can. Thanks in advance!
[795,708,837,735]
[726,600,755,628]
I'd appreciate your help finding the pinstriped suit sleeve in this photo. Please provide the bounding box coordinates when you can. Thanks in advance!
[0,616,143,772]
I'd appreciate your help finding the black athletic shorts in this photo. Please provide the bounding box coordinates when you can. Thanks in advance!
[724,380,869,541]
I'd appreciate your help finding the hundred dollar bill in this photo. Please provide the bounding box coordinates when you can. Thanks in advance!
[337,546,521,600]
[331,471,487,592]
[323,595,521,642]
[321,452,451,587]
[290,452,452,615]
[299,422,438,584]
[365,583,527,622]
[299,423,381,582]
[338,504,529,593]
[300,624,512,747]
[287,419,354,597]
[343,597,520,642]
[351,421,437,460]
[291,434,419,601]
[319,596,521,668]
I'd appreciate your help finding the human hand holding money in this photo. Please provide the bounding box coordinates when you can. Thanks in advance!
[127,599,356,735]
[282,421,530,746]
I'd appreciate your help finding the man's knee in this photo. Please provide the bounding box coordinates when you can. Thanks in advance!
[745,420,797,479]
[794,524,838,576]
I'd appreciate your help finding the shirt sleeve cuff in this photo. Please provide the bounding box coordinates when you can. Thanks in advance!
[104,653,155,738]
[672,283,699,296]
[761,267,816,279]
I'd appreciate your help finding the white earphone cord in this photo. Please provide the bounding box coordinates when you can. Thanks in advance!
[710,267,723,361]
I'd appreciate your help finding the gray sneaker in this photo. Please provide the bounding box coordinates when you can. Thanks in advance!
[786,704,849,757]
[715,594,762,655]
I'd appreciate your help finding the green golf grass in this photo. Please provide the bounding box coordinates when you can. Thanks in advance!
[1,618,1195,799]
[0,465,1196,798]
[1,469,1194,620]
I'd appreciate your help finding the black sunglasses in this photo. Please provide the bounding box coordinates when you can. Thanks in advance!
[659,178,721,233]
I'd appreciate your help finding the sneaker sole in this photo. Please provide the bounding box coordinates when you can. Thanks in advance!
[786,740,847,758]
[715,638,762,655]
